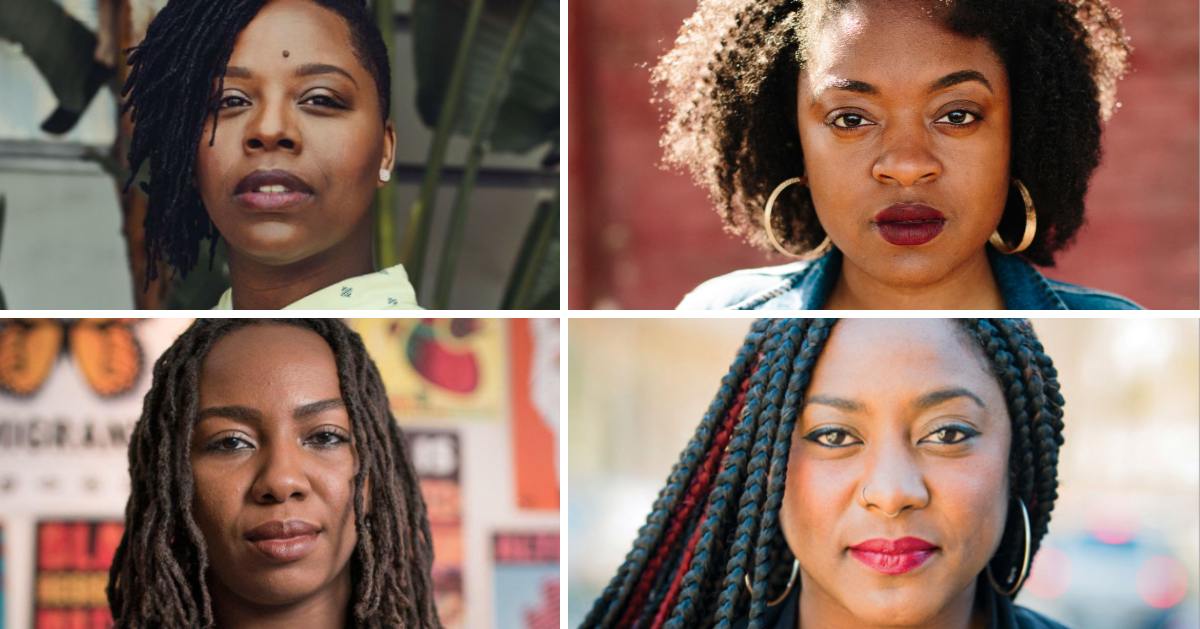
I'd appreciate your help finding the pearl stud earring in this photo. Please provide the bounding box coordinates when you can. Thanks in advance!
[380,168,391,183]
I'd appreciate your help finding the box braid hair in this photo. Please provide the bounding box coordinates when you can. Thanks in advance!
[120,0,392,288]
[583,318,1065,629]
[105,319,440,629]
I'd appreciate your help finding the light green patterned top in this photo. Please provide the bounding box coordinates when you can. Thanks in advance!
[212,264,423,310]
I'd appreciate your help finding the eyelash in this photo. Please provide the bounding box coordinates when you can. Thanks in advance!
[203,430,350,453]
[216,94,345,110]
[828,109,981,129]
[802,424,980,449]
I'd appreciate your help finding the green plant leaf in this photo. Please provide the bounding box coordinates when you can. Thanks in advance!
[0,0,113,134]
[412,0,559,154]
[501,194,559,309]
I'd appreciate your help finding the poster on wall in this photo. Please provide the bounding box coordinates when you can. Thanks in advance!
[494,533,559,629]
[408,429,464,629]
[0,319,192,512]
[509,319,559,510]
[33,520,124,629]
[351,319,505,420]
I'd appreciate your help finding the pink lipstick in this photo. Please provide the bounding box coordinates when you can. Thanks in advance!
[849,537,938,575]
[873,204,945,246]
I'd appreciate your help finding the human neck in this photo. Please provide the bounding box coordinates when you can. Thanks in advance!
[226,230,375,310]
[208,569,352,629]
[823,249,1005,310]
[796,573,987,629]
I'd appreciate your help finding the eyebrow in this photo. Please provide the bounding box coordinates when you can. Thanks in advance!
[812,69,993,105]
[196,398,345,424]
[224,63,358,87]
[803,387,986,413]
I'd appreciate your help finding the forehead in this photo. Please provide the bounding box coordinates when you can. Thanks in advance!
[199,325,341,399]
[807,319,997,399]
[226,0,368,82]
[803,1,1007,97]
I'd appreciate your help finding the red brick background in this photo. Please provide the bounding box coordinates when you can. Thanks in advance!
[568,0,1199,310]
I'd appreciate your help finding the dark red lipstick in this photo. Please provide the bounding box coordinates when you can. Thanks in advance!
[234,169,315,211]
[849,537,938,575]
[873,204,946,246]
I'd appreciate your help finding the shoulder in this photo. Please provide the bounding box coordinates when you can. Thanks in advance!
[677,257,834,310]
[1044,278,1144,310]
[1013,604,1074,629]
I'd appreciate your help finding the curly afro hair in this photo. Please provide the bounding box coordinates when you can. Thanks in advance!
[652,0,1130,266]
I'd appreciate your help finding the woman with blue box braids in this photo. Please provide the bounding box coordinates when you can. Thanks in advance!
[584,318,1066,629]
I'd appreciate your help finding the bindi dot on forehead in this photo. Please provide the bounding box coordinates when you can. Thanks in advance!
[282,50,290,58]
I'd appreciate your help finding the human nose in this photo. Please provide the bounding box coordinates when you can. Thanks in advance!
[243,98,301,155]
[872,121,941,187]
[251,440,310,504]
[858,444,929,518]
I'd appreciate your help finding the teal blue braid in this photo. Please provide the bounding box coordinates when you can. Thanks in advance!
[746,320,834,628]
[583,320,770,628]
[663,324,787,628]
[714,319,806,628]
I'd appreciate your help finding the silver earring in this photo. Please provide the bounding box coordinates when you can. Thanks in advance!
[379,168,391,183]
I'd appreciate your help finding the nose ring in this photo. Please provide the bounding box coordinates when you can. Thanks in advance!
[862,485,903,518]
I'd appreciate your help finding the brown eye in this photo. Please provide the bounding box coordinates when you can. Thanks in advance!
[219,95,250,109]
[833,113,870,128]
[923,425,979,445]
[804,427,862,448]
[936,110,977,125]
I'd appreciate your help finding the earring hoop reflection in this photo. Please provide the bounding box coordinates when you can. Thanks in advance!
[862,485,903,518]
[763,177,832,259]
[989,179,1037,254]
[986,497,1031,596]
[744,558,799,607]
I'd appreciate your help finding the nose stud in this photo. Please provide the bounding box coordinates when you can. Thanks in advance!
[379,168,391,183]
[862,485,903,518]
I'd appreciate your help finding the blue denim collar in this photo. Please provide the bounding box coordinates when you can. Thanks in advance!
[734,247,1067,310]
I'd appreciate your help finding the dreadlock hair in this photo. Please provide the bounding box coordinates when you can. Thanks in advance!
[583,318,1065,629]
[653,0,1130,267]
[121,0,393,287]
[106,318,441,629]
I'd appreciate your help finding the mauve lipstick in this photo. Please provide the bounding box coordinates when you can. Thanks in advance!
[849,537,938,575]
[873,203,946,246]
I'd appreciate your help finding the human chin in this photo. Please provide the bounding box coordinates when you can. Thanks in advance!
[224,220,322,265]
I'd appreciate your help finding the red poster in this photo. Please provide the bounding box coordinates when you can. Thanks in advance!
[34,520,124,629]
[509,319,559,510]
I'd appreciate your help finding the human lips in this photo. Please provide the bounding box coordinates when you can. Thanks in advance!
[245,519,321,562]
[234,169,315,211]
[848,537,939,575]
[872,203,946,246]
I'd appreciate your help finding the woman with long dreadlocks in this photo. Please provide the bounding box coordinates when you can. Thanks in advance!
[585,318,1068,629]
[123,0,420,309]
[106,319,441,628]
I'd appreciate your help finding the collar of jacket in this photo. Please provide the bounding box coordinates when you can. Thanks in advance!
[678,247,1142,310]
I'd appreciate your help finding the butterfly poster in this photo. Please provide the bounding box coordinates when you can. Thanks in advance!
[0,319,144,399]
[351,319,505,420]
[33,520,124,629]
[494,533,559,629]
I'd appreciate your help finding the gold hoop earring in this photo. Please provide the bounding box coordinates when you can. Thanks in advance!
[989,179,1037,254]
[744,558,799,607]
[986,497,1031,597]
[764,177,831,260]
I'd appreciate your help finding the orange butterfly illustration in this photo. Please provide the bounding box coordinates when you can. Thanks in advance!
[0,319,143,398]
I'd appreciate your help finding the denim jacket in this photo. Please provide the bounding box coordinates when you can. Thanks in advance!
[678,248,1143,310]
